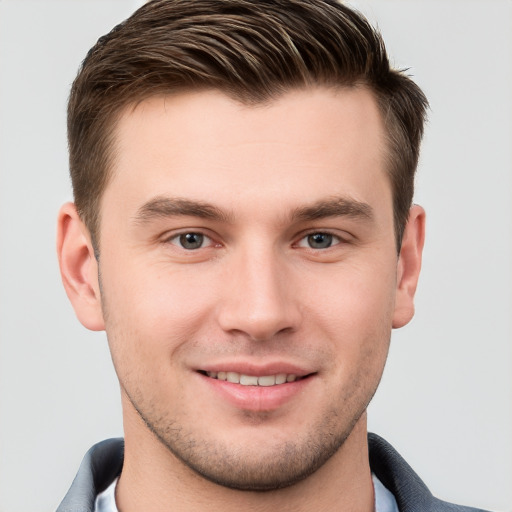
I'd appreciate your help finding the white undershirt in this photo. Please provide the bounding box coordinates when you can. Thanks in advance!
[95,474,399,512]
[94,478,118,512]
[372,473,399,512]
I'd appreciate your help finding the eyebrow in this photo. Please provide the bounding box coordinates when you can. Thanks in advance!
[133,195,373,225]
[133,197,232,224]
[291,196,374,222]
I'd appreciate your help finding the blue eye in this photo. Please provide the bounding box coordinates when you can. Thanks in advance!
[308,233,333,249]
[171,232,208,250]
[298,232,339,249]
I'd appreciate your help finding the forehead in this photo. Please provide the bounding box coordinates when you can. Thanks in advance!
[105,87,391,221]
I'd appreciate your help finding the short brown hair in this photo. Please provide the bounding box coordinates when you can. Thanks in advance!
[68,0,428,251]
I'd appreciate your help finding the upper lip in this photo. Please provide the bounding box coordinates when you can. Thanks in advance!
[197,361,314,378]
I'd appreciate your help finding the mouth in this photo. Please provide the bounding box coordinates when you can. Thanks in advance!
[196,367,316,411]
[198,370,308,387]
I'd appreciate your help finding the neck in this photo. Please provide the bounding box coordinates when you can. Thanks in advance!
[116,410,374,512]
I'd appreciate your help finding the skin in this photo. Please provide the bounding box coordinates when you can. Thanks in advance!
[57,87,425,512]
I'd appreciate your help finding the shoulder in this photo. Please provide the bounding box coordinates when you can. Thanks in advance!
[56,438,124,512]
[368,433,490,512]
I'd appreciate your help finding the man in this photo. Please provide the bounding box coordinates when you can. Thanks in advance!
[55,1,488,511]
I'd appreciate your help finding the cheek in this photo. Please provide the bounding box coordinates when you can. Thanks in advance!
[300,261,396,375]
[99,263,219,374]
[103,260,214,328]
[302,259,397,329]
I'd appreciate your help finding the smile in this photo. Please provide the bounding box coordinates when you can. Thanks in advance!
[204,371,300,386]
[197,368,315,411]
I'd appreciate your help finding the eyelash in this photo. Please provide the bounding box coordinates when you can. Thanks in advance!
[166,232,216,250]
[165,230,345,251]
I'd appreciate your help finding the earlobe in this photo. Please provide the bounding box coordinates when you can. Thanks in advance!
[392,205,426,329]
[56,202,105,331]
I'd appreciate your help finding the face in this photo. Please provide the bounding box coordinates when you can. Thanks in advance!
[64,87,422,490]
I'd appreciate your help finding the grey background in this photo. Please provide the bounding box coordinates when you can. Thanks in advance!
[0,1,511,511]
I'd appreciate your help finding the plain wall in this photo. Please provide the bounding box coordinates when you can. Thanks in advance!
[0,1,510,511]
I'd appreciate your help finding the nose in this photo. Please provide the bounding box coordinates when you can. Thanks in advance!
[217,244,301,341]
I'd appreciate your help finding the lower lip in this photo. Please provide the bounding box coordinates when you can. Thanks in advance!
[199,373,313,412]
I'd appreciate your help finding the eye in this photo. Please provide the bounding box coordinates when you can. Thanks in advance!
[297,232,340,249]
[169,232,211,250]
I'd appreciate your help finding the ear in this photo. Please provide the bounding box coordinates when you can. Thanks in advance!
[392,204,426,329]
[56,202,105,331]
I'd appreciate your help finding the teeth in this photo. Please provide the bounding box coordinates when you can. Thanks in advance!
[240,375,259,385]
[257,375,275,386]
[276,373,287,384]
[205,371,299,386]
[227,372,239,383]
